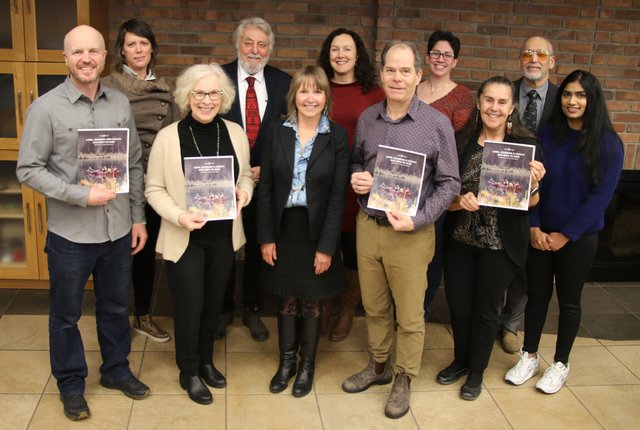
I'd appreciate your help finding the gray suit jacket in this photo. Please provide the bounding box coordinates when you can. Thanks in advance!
[514,77,559,131]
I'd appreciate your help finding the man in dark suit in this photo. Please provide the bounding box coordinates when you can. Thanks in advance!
[500,36,558,354]
[217,17,292,341]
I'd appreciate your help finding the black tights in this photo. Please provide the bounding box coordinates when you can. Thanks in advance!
[279,297,321,318]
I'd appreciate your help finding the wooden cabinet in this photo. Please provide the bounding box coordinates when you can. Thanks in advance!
[0,153,46,280]
[0,0,107,62]
[1,62,68,150]
[0,0,107,287]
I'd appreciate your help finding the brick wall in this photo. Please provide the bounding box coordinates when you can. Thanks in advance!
[108,0,640,169]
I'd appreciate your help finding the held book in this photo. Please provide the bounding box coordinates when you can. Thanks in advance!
[184,156,237,221]
[77,128,129,193]
[478,140,536,211]
[367,145,426,217]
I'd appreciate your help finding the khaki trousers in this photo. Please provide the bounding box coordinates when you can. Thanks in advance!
[356,210,435,378]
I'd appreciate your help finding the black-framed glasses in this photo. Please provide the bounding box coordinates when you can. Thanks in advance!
[190,90,224,101]
[521,49,551,62]
[429,50,455,60]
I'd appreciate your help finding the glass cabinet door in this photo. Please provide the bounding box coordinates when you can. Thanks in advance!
[0,0,26,61]
[0,155,39,278]
[0,62,25,150]
[23,0,79,62]
[24,62,67,109]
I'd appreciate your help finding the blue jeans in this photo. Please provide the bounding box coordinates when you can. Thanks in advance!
[46,231,133,395]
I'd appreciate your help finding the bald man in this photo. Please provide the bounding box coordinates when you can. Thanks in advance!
[500,36,559,353]
[17,25,150,420]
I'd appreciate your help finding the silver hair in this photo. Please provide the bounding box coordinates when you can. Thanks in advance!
[173,63,236,117]
[232,16,275,54]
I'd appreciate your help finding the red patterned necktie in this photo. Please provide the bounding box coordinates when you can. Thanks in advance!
[245,76,261,149]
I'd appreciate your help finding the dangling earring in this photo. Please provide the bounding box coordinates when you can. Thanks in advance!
[474,110,479,128]
[506,114,513,136]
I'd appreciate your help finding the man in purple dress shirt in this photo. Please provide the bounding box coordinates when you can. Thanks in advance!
[342,41,460,419]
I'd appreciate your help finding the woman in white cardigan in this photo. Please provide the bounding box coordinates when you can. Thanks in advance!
[146,63,253,405]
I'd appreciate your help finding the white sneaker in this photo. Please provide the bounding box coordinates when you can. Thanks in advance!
[505,350,539,385]
[536,361,570,394]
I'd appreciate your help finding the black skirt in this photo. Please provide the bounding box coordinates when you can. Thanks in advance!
[261,207,344,299]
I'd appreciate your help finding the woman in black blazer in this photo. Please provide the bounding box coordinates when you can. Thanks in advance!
[257,65,349,397]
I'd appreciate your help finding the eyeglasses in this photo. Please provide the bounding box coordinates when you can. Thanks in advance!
[521,49,551,62]
[429,50,455,61]
[190,90,224,101]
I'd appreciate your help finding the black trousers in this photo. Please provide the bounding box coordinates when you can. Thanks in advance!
[165,235,234,375]
[132,203,161,315]
[523,233,598,364]
[444,239,518,375]
[222,191,264,313]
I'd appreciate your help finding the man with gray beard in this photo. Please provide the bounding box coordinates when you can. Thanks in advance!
[218,17,292,342]
[500,36,558,354]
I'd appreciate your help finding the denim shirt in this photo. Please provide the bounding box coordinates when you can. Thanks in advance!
[284,114,331,208]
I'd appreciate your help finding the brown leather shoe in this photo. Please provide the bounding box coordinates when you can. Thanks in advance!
[385,373,411,419]
[329,268,360,342]
[342,356,393,393]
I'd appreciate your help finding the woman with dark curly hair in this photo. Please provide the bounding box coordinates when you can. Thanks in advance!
[317,28,384,341]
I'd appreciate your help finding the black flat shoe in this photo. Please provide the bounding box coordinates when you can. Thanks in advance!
[200,364,226,388]
[460,376,482,401]
[436,363,468,385]
[100,375,150,400]
[179,374,213,405]
[60,394,90,420]
[243,311,269,342]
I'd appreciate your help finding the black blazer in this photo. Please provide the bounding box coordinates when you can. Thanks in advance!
[257,119,350,256]
[514,78,559,131]
[221,60,292,167]
[445,131,538,269]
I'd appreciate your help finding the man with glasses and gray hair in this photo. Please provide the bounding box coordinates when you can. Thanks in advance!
[218,17,292,342]
[500,36,559,354]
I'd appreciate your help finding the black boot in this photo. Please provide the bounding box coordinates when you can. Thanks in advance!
[292,314,321,397]
[200,363,226,388]
[179,372,212,405]
[269,314,299,393]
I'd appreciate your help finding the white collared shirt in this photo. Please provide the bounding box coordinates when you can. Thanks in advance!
[237,66,268,130]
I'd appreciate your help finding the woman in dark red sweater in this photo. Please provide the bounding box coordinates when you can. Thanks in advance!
[417,30,475,321]
[318,28,384,341]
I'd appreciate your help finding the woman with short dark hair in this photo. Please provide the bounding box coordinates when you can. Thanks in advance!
[102,19,180,343]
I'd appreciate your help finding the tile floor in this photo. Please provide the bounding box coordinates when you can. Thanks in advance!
[0,270,639,429]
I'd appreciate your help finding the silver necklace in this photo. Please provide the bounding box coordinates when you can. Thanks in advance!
[189,122,220,156]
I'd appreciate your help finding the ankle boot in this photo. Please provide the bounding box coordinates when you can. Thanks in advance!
[292,314,321,397]
[329,269,361,342]
[269,314,299,393]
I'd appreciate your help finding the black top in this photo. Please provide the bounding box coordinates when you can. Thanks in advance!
[178,114,238,241]
[445,130,538,268]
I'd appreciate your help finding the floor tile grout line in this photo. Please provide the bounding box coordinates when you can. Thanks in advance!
[484,384,517,430]
[566,385,606,430]
[602,344,640,382]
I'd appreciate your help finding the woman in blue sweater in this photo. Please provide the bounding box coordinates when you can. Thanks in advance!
[505,70,623,394]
